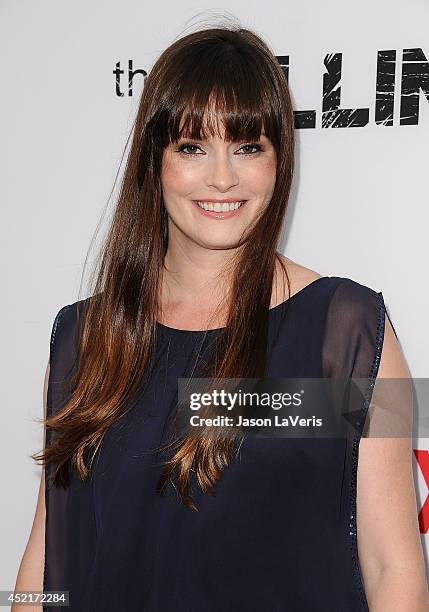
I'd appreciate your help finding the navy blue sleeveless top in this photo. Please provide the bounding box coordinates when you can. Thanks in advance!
[43,276,395,611]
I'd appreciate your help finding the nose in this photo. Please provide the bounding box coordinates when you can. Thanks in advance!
[205,151,239,192]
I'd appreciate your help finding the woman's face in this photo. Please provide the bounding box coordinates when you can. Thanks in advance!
[160,122,277,250]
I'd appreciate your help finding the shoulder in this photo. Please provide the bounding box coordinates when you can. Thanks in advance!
[275,255,323,296]
[49,297,92,364]
[277,255,383,310]
[51,297,90,337]
[327,276,383,316]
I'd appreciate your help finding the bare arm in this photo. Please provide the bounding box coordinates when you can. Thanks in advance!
[12,360,50,612]
[357,315,429,611]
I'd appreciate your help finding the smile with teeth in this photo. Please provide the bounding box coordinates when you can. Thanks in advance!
[196,201,247,212]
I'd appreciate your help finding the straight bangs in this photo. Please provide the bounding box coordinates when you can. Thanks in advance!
[151,42,283,155]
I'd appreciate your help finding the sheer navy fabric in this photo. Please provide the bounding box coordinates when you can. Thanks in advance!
[43,276,394,611]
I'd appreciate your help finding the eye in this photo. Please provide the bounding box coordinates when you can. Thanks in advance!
[176,143,204,156]
[175,142,263,157]
[237,143,263,155]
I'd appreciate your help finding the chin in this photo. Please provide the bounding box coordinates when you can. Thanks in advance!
[193,234,245,250]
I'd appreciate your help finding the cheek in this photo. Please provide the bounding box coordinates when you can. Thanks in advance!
[161,159,199,198]
[246,158,277,195]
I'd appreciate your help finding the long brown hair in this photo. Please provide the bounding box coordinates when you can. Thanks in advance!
[33,23,295,510]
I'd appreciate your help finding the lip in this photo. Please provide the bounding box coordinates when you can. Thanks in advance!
[192,199,248,219]
[193,198,248,203]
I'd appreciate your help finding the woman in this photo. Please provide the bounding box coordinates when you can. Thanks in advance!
[15,24,428,611]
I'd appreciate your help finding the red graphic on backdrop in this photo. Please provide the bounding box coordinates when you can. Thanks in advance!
[414,450,429,534]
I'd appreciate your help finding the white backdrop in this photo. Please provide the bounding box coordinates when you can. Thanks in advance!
[2,0,429,590]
